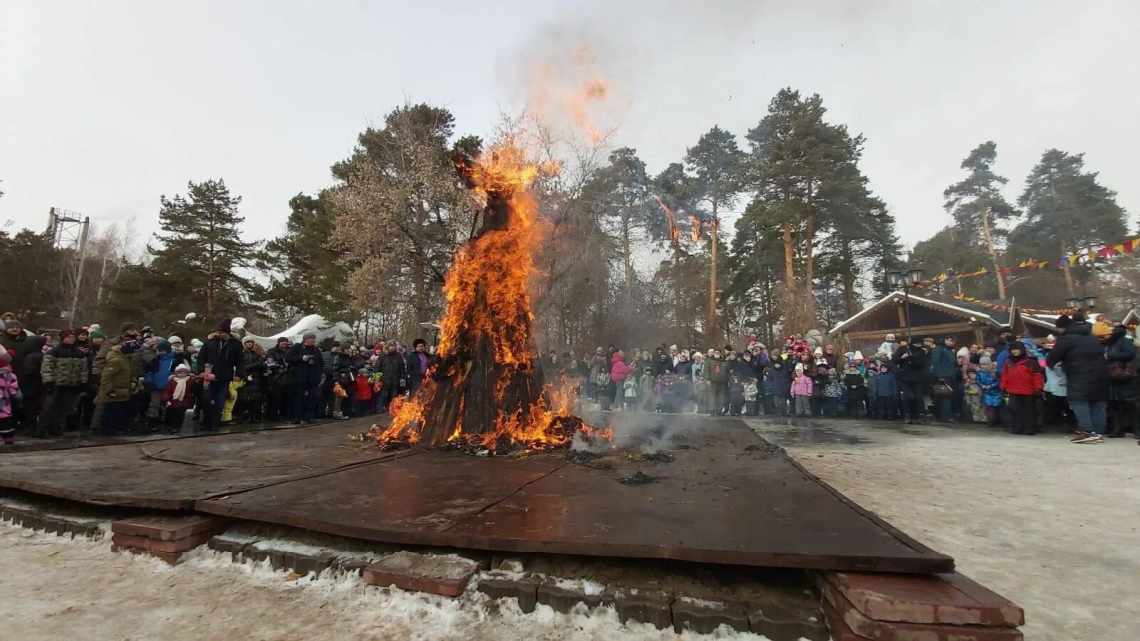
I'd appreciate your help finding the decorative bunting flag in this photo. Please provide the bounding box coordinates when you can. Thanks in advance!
[911,233,1140,290]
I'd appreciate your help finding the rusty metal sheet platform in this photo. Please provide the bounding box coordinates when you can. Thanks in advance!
[0,422,387,509]
[0,415,953,573]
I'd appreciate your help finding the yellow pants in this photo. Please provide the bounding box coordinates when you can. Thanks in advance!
[222,380,244,423]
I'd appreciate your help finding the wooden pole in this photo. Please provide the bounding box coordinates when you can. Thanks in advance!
[707,208,719,344]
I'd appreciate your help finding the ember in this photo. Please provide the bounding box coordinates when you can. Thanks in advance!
[375,139,603,453]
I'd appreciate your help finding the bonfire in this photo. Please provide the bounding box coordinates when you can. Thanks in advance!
[374,139,610,453]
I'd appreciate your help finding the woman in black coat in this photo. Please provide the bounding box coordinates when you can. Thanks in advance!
[1047,315,1110,439]
[1104,325,1137,438]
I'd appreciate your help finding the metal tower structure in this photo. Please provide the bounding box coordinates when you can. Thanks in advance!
[45,207,90,325]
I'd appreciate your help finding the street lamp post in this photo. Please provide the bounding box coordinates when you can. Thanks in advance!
[888,269,925,343]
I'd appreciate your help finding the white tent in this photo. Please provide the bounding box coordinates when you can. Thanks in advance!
[232,314,355,350]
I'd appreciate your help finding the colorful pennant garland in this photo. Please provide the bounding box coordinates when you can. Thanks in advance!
[915,235,1140,289]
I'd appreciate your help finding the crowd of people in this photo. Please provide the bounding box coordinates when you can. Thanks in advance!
[550,312,1139,446]
[1,310,1136,448]
[0,315,437,441]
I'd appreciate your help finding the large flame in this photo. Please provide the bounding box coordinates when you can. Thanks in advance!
[375,140,599,451]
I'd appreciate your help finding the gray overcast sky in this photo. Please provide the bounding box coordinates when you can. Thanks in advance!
[2,0,1137,255]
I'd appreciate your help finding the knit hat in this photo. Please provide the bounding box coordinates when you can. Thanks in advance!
[303,332,317,340]
[794,363,804,373]
[190,338,204,349]
[168,335,183,345]
[276,337,290,345]
[885,333,896,342]
[90,329,105,340]
[853,351,864,361]
[174,363,191,373]
[979,355,993,366]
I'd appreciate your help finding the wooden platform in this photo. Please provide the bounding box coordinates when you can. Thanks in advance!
[0,415,953,573]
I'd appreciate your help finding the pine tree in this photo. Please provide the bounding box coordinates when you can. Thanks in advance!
[148,179,258,323]
[684,126,746,342]
[582,147,654,294]
[943,141,1018,298]
[258,191,352,323]
[1013,149,1128,296]
[744,88,870,332]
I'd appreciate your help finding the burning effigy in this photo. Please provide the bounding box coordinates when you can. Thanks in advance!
[373,139,609,454]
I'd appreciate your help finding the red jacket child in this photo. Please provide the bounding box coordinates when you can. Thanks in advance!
[999,350,1044,396]
[163,364,197,410]
[354,372,373,401]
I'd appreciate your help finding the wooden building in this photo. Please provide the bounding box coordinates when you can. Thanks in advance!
[829,292,1058,354]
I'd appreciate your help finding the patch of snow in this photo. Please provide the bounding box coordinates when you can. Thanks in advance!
[2,521,773,641]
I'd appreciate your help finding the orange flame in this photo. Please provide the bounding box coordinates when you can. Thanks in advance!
[375,139,594,451]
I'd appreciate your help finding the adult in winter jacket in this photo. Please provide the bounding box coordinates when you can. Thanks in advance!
[609,351,633,409]
[263,337,291,421]
[97,337,138,434]
[38,329,89,436]
[1104,325,1137,438]
[704,349,729,416]
[237,339,266,423]
[197,320,245,431]
[999,343,1044,435]
[766,353,793,416]
[18,336,47,430]
[377,341,407,413]
[0,320,35,380]
[893,338,928,423]
[928,337,958,421]
[1047,315,1109,441]
[286,333,324,423]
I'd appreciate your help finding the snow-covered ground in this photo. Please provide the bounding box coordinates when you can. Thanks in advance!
[749,417,1140,641]
[0,522,768,641]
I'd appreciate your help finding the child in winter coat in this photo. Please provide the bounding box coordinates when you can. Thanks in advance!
[0,349,21,443]
[811,364,829,416]
[999,344,1044,435]
[727,374,746,416]
[964,369,987,423]
[162,363,196,435]
[791,364,813,417]
[638,367,656,412]
[822,368,844,417]
[870,359,898,420]
[353,368,374,417]
[843,364,867,418]
[622,376,638,409]
[975,356,1003,426]
[743,377,759,416]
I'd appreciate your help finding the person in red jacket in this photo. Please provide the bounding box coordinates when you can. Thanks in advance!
[162,363,197,435]
[353,368,374,417]
[608,350,633,412]
[999,343,1044,435]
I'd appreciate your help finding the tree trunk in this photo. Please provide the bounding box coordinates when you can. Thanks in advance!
[840,240,857,318]
[621,216,634,293]
[706,206,719,344]
[979,207,1006,299]
[781,223,796,294]
[802,209,817,328]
